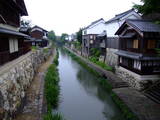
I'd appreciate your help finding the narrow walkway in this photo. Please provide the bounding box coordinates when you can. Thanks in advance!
[14,50,55,120]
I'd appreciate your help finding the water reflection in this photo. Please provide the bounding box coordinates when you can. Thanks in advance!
[57,50,124,120]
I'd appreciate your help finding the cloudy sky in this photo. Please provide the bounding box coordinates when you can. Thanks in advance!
[23,0,141,35]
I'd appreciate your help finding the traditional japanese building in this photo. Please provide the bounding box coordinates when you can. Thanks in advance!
[104,9,142,66]
[115,19,160,90]
[82,18,106,57]
[0,0,30,66]
[30,25,49,47]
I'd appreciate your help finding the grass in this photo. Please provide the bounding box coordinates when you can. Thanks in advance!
[98,78,112,92]
[111,93,139,120]
[43,48,49,53]
[89,57,113,71]
[63,47,139,120]
[32,46,38,51]
[44,49,64,120]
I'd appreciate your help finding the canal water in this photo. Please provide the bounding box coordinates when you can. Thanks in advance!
[57,50,124,120]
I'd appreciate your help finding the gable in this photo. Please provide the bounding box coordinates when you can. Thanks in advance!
[120,11,141,21]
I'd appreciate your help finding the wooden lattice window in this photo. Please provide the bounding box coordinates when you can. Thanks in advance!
[133,40,138,48]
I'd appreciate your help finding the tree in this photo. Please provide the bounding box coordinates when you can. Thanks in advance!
[76,28,82,44]
[133,0,160,15]
[60,33,68,42]
[21,19,32,27]
[48,30,56,41]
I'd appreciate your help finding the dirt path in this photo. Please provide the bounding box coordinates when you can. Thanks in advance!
[14,50,55,120]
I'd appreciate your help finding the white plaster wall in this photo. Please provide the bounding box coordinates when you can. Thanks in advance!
[87,22,106,34]
[105,21,120,37]
[82,20,106,35]
[105,11,141,37]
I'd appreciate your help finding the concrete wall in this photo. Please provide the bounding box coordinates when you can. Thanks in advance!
[0,48,52,120]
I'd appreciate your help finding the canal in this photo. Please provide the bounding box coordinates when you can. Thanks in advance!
[56,50,124,120]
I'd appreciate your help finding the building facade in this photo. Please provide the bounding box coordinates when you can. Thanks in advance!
[104,9,142,66]
[82,18,106,57]
[0,0,30,66]
[30,25,49,47]
[115,19,160,90]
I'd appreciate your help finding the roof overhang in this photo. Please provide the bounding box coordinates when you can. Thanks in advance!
[116,50,160,60]
[0,27,28,38]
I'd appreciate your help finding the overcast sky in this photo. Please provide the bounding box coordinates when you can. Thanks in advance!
[23,0,141,35]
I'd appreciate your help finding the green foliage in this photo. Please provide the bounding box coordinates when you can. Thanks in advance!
[21,19,32,27]
[48,31,56,41]
[73,41,81,50]
[32,46,38,51]
[155,21,160,25]
[76,28,82,44]
[98,78,112,92]
[44,51,64,120]
[90,48,100,58]
[53,50,59,66]
[43,48,49,53]
[133,0,160,15]
[155,48,160,56]
[111,93,139,120]
[89,57,113,71]
[44,110,64,120]
[59,33,68,45]
[45,64,60,108]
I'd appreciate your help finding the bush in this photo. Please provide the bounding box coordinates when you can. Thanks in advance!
[43,48,49,53]
[44,110,64,120]
[111,93,139,120]
[44,50,64,120]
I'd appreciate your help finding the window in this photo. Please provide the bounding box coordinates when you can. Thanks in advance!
[90,35,93,39]
[133,40,138,48]
[90,40,93,44]
[9,38,18,53]
[147,40,156,49]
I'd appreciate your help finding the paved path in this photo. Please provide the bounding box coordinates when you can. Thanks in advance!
[113,88,160,120]
[13,50,55,120]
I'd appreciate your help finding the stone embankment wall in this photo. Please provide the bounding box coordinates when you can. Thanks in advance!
[0,48,52,120]
[115,67,160,90]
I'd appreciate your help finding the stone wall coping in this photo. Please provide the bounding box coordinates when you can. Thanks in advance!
[0,52,33,76]
[118,66,160,81]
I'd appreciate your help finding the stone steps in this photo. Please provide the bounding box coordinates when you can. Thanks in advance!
[144,82,160,104]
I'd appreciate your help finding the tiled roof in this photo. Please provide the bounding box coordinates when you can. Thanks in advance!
[84,18,104,30]
[106,9,135,23]
[115,19,160,35]
[127,19,160,32]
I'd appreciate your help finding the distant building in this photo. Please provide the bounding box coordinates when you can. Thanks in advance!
[115,19,160,90]
[0,0,30,66]
[30,26,49,47]
[82,18,106,57]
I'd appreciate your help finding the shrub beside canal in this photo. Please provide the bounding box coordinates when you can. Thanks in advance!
[111,93,139,120]
[44,50,65,120]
